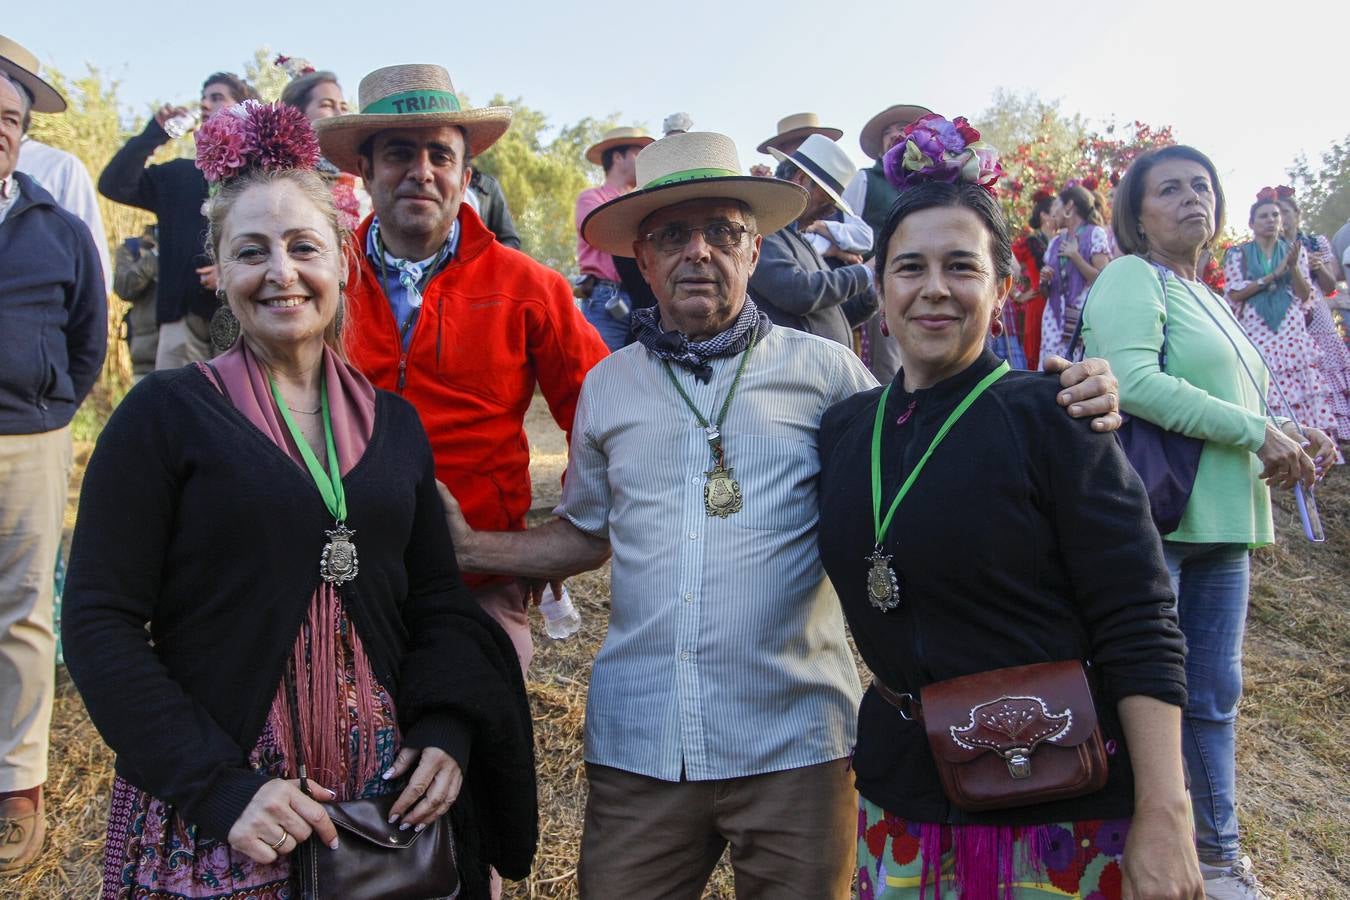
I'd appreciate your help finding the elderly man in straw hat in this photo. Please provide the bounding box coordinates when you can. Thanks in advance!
[575,126,654,350]
[439,131,1123,898]
[314,65,609,675]
[748,133,878,348]
[0,41,107,873]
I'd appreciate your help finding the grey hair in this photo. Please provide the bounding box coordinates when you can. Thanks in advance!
[0,71,33,133]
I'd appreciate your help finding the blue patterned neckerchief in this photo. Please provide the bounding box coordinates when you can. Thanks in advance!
[366,218,457,347]
[631,296,771,383]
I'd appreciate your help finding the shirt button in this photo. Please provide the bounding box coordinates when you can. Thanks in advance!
[683,592,693,602]
[689,533,698,540]
[679,650,690,660]
[691,476,700,484]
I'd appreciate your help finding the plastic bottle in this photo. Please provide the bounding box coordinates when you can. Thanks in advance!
[539,584,581,640]
[163,111,199,138]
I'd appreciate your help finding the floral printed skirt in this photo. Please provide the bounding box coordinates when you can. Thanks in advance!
[857,795,1130,900]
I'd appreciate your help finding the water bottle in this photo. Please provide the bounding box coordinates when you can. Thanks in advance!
[539,584,581,640]
[163,111,199,138]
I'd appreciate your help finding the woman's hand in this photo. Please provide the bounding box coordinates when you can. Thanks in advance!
[1258,422,1317,489]
[227,778,339,863]
[1282,423,1337,481]
[1061,238,1082,261]
[384,746,464,831]
[1043,355,1122,432]
[1121,801,1204,899]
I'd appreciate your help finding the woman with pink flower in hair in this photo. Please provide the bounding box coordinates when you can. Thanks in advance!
[276,55,368,233]
[63,102,536,898]
[817,114,1202,900]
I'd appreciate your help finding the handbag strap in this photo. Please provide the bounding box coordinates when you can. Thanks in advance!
[282,661,313,798]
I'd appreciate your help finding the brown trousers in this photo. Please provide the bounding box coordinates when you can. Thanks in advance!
[579,759,857,899]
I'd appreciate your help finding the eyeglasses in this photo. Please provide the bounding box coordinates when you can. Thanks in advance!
[641,222,751,254]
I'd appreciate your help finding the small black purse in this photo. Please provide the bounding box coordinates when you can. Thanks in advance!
[284,663,460,899]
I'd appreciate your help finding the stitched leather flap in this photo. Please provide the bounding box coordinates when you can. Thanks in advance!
[920,661,1099,764]
[324,794,428,849]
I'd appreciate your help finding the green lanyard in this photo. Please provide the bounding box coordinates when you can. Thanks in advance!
[871,362,1008,547]
[660,329,759,465]
[269,372,347,524]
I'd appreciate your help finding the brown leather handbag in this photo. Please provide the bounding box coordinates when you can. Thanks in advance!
[915,660,1108,812]
[284,665,460,899]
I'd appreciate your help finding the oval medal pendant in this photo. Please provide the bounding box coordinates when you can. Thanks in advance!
[866,548,901,611]
[320,523,359,585]
[704,464,743,518]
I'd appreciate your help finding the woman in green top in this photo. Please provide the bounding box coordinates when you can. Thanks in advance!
[1081,145,1335,898]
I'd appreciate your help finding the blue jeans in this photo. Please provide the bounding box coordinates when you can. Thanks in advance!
[582,281,632,351]
[1162,541,1250,865]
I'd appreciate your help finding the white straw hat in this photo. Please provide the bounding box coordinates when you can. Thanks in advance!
[770,133,857,216]
[581,132,807,258]
[314,64,511,175]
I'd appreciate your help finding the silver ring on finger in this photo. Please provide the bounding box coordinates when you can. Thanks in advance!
[269,828,291,851]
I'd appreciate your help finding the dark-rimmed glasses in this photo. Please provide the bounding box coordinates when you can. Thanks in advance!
[641,222,751,254]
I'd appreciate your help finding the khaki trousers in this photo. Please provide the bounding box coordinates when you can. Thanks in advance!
[154,313,211,371]
[579,759,857,900]
[0,426,72,791]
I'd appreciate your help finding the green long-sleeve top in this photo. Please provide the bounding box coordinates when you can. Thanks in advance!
[1082,255,1273,545]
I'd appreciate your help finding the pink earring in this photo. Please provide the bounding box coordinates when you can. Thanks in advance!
[879,317,890,337]
[990,316,1004,338]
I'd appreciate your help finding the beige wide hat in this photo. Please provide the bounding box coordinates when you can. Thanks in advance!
[314,64,512,175]
[0,35,66,113]
[581,131,807,258]
[756,112,842,155]
[769,134,857,216]
[585,126,655,166]
[859,103,933,159]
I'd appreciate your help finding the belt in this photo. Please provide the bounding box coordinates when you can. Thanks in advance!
[871,679,923,721]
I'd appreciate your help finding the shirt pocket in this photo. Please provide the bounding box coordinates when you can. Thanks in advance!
[723,433,818,533]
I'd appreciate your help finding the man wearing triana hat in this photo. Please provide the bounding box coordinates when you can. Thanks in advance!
[843,103,933,381]
[747,133,878,347]
[315,65,608,675]
[575,126,654,350]
[439,131,1123,898]
[0,43,107,872]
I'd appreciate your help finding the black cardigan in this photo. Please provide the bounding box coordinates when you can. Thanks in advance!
[63,367,537,881]
[97,119,217,324]
[818,349,1187,826]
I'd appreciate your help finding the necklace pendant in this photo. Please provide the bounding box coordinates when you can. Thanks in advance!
[705,425,721,443]
[866,547,901,611]
[703,463,743,518]
[320,523,359,585]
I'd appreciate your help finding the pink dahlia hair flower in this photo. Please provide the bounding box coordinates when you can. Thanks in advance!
[196,100,321,185]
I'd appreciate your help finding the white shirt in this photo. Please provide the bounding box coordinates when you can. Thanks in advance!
[18,137,112,286]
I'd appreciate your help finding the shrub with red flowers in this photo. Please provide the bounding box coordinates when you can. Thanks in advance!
[195,100,320,185]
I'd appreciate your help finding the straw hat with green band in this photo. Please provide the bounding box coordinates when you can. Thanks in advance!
[581,131,808,258]
[314,64,512,175]
[0,35,67,113]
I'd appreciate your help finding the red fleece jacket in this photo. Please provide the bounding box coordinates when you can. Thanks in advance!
[346,205,608,585]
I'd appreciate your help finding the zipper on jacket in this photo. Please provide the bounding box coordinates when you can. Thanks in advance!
[397,354,408,392]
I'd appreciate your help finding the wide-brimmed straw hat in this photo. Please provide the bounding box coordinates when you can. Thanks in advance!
[314,64,511,175]
[585,126,655,166]
[0,35,66,113]
[581,131,807,258]
[769,133,857,216]
[859,103,933,159]
[756,112,842,155]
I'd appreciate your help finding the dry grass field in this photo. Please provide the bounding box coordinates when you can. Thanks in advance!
[9,392,1348,899]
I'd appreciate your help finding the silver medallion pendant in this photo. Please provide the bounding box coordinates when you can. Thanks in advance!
[866,548,901,611]
[320,523,359,585]
[704,464,743,518]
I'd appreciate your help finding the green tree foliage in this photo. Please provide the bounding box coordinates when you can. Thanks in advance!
[471,95,619,272]
[1289,136,1350,240]
[242,47,288,103]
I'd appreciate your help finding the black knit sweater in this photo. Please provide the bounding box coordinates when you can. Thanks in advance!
[63,367,537,882]
[818,349,1187,826]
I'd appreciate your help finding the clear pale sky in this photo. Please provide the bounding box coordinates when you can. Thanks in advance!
[11,0,1349,234]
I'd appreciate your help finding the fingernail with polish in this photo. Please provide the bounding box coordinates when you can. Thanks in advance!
[415,823,426,833]
[400,822,411,831]
[388,814,399,824]
[382,769,394,780]
[329,838,340,850]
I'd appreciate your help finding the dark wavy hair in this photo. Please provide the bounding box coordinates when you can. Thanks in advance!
[1113,145,1226,256]
[872,181,1014,284]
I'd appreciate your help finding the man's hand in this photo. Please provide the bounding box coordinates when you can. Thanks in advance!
[823,247,864,266]
[520,577,565,608]
[436,480,474,550]
[154,103,189,128]
[197,264,219,292]
[1043,355,1121,432]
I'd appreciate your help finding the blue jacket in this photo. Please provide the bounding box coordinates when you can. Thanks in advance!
[0,171,107,434]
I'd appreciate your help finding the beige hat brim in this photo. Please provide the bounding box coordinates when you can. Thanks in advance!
[585,135,655,166]
[756,125,842,156]
[314,106,513,175]
[859,104,933,159]
[581,177,808,258]
[0,57,65,113]
[768,148,853,217]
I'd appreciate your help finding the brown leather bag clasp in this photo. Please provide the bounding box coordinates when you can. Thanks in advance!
[918,660,1108,812]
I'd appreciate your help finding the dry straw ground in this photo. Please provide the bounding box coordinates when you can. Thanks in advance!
[10,394,1349,899]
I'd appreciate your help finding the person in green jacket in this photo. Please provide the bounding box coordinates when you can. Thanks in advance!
[1081,145,1335,900]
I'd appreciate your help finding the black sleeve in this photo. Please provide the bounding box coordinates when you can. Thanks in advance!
[62,379,269,842]
[64,216,109,405]
[484,177,521,250]
[1024,381,1188,708]
[98,119,169,212]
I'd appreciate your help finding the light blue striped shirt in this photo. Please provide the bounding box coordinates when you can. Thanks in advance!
[557,323,879,781]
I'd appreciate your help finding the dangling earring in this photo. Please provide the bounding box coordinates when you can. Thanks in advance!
[209,304,240,353]
[879,317,890,337]
[990,313,1004,338]
[334,283,346,338]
